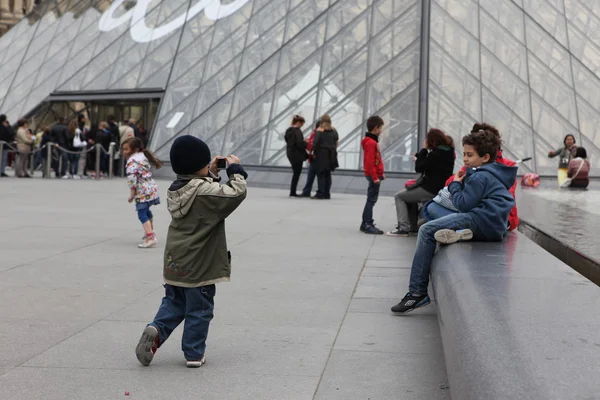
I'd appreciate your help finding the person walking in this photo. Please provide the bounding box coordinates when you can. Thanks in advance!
[284,115,308,197]
[312,114,339,200]
[15,119,33,178]
[0,114,15,177]
[548,134,578,186]
[386,128,455,236]
[301,120,320,197]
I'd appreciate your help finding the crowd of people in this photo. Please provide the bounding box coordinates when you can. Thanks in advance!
[0,113,149,179]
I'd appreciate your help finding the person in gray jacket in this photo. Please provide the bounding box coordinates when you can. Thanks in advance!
[135,135,247,369]
[548,134,577,185]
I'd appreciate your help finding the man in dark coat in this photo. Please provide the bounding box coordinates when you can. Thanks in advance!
[0,114,16,177]
[50,117,69,177]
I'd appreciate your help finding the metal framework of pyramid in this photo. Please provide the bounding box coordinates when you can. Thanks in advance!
[0,0,598,174]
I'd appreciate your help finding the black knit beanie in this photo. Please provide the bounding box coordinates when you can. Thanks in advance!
[170,135,211,175]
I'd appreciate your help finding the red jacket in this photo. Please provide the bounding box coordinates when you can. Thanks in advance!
[362,133,384,180]
[445,151,519,231]
[306,130,316,163]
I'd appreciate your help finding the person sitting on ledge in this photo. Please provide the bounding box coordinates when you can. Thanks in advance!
[391,129,517,314]
[567,147,590,189]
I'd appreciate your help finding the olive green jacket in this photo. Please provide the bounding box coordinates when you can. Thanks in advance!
[163,166,247,287]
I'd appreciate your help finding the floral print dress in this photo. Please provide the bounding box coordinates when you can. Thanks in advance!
[126,152,160,205]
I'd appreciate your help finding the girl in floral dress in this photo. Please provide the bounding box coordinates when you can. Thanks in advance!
[122,137,163,248]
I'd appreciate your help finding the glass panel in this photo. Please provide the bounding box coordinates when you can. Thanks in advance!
[479,10,528,81]
[139,61,172,88]
[137,32,181,87]
[528,53,578,125]
[245,0,288,47]
[369,3,420,75]
[285,0,330,41]
[525,17,572,84]
[272,52,322,118]
[188,92,234,142]
[209,1,252,47]
[223,88,275,155]
[579,135,600,177]
[435,0,479,38]
[479,0,525,42]
[480,47,530,123]
[326,0,370,40]
[321,12,370,77]
[161,59,206,115]
[372,0,418,36]
[231,56,280,118]
[430,2,480,77]
[530,91,578,154]
[524,0,568,47]
[233,127,267,166]
[192,56,242,119]
[239,19,285,79]
[533,132,564,175]
[323,48,368,100]
[109,63,144,90]
[481,87,535,165]
[576,96,600,156]
[367,42,419,114]
[565,22,600,76]
[203,21,249,82]
[82,37,124,88]
[429,42,481,120]
[278,14,327,79]
[152,97,197,151]
[318,85,366,144]
[572,59,600,111]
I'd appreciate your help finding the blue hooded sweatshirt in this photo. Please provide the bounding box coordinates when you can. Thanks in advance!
[448,162,517,241]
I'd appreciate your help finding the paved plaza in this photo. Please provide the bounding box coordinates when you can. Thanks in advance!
[0,178,448,400]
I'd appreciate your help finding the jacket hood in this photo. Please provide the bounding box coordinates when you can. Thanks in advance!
[477,162,518,189]
[166,177,210,219]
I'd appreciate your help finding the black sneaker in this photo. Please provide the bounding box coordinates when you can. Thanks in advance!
[385,228,410,237]
[363,225,384,235]
[391,292,431,314]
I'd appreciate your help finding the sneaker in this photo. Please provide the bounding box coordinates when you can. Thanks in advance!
[138,236,157,248]
[385,228,410,237]
[434,228,473,244]
[136,326,160,366]
[391,292,431,314]
[1,173,8,177]
[73,175,81,180]
[363,225,384,235]
[61,175,70,179]
[186,355,206,368]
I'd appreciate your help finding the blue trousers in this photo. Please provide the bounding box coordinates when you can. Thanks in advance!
[362,177,382,226]
[408,213,477,295]
[149,284,216,360]
[301,162,317,196]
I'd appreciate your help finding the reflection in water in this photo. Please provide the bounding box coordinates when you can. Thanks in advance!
[518,186,599,262]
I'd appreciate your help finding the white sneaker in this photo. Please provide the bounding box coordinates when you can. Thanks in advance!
[73,175,81,180]
[62,175,70,179]
[434,229,473,244]
[138,237,157,248]
[186,355,206,368]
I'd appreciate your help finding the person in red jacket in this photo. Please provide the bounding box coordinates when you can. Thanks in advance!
[301,120,320,197]
[360,116,386,234]
[444,123,519,231]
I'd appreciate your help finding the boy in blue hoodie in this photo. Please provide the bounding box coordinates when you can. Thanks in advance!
[391,129,517,314]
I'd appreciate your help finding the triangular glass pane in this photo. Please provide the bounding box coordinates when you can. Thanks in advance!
[178,6,215,50]
[480,0,524,42]
[189,92,234,141]
[273,51,322,118]
[193,56,242,119]
[580,135,600,177]
[83,65,115,90]
[233,128,266,166]
[110,63,144,90]
[278,14,327,79]
[239,19,285,79]
[82,37,124,88]
[246,0,288,47]
[34,48,71,87]
[434,0,479,38]
[162,59,207,115]
[318,85,366,144]
[524,0,568,47]
[232,56,280,118]
[153,98,197,150]
[170,28,213,83]
[322,12,370,77]
[530,91,578,151]
[326,0,370,40]
[209,2,252,47]
[372,0,418,36]
[139,62,172,89]
[533,132,563,176]
[137,32,181,86]
[285,0,329,41]
[203,21,249,82]
[525,17,572,84]
[323,48,368,97]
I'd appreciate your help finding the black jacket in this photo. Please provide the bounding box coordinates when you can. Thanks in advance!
[414,146,455,195]
[284,127,307,164]
[0,124,15,143]
[313,129,339,173]
[108,121,120,147]
[50,123,69,149]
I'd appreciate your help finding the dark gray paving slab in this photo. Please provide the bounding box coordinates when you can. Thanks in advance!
[314,350,450,400]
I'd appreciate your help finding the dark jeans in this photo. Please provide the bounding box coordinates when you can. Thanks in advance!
[301,162,317,196]
[408,213,476,295]
[1,149,8,174]
[101,153,109,174]
[316,170,332,199]
[362,177,382,227]
[290,162,303,195]
[68,153,80,176]
[52,149,68,177]
[149,284,216,360]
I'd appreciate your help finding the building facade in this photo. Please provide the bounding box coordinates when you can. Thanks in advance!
[0,0,598,175]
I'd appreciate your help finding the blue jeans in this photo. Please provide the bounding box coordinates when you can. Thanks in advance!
[68,153,80,176]
[149,284,216,360]
[362,177,382,226]
[301,162,317,196]
[408,213,477,295]
[423,201,457,222]
[1,149,8,174]
[136,199,159,224]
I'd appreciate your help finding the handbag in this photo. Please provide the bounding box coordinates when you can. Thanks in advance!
[73,132,85,148]
[405,175,424,190]
[560,158,585,188]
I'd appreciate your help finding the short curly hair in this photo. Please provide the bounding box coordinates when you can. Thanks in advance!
[462,129,502,163]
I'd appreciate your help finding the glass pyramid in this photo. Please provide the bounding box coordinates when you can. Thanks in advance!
[0,0,598,175]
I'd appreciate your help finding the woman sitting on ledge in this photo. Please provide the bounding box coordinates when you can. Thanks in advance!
[567,147,590,189]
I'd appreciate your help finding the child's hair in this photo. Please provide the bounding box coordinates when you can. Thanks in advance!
[445,134,455,148]
[462,129,502,163]
[122,137,163,169]
[320,114,333,130]
[563,134,576,145]
[471,122,501,150]
[291,115,305,125]
[366,115,384,132]
[426,128,448,149]
[575,147,587,159]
